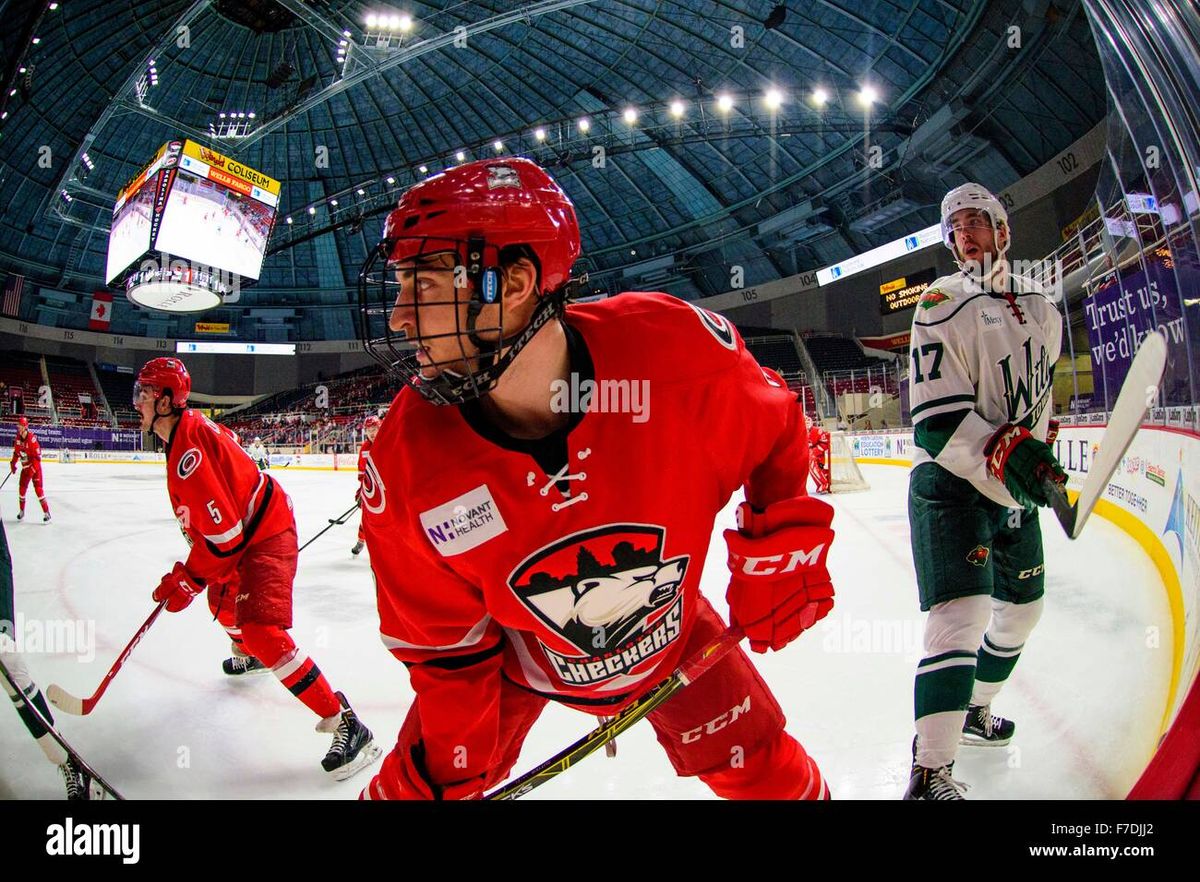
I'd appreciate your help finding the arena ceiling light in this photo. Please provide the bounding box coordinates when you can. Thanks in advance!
[716,93,734,113]
[534,127,546,141]
[857,85,879,107]
[669,99,685,118]
[578,117,590,132]
[812,87,829,107]
[623,107,638,124]
[493,140,504,152]
[763,88,783,110]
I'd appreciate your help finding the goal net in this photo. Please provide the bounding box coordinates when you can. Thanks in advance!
[58,449,77,464]
[829,432,869,492]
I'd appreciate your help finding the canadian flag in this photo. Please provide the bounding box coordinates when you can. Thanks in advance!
[89,291,112,331]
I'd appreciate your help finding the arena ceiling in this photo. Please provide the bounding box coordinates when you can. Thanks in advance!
[0,0,1107,341]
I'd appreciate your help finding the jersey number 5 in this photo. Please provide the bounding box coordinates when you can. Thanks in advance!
[910,342,944,384]
[207,500,222,525]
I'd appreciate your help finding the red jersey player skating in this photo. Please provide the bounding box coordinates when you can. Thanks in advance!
[350,414,380,557]
[10,417,51,522]
[808,423,832,494]
[133,357,380,780]
[355,158,837,800]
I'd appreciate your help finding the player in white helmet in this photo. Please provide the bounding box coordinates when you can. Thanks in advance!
[903,182,1066,799]
[247,435,270,471]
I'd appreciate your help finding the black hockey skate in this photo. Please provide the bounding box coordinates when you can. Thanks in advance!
[903,737,967,800]
[222,654,269,676]
[60,755,103,801]
[351,540,365,556]
[43,512,51,523]
[16,510,23,521]
[960,704,1015,747]
[317,691,381,781]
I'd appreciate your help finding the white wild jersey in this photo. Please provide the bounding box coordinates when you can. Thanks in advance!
[248,442,268,461]
[908,270,1063,508]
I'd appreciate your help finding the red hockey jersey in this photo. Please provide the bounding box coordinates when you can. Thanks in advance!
[11,432,42,471]
[363,292,814,788]
[357,437,372,485]
[165,409,294,584]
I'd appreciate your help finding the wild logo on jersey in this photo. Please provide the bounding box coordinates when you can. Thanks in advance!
[996,335,1053,424]
[507,524,688,686]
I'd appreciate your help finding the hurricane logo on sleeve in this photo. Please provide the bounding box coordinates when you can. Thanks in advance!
[683,301,736,350]
[507,524,688,685]
[177,448,202,480]
[360,451,386,515]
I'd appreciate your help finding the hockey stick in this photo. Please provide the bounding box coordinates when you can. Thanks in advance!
[0,471,11,491]
[1042,330,1168,539]
[297,501,361,553]
[0,656,123,799]
[46,599,168,716]
[484,628,743,800]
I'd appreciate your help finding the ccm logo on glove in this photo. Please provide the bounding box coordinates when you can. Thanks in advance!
[729,544,827,575]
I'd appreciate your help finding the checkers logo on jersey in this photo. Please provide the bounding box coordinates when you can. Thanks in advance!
[177,448,202,480]
[507,524,688,685]
[966,544,990,567]
[420,484,508,556]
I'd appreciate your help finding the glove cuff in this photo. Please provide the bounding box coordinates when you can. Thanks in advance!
[735,494,834,537]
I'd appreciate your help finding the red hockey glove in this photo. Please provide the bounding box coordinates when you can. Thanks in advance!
[9,462,15,474]
[984,423,1067,508]
[362,741,485,801]
[1045,418,1060,446]
[152,562,206,613]
[724,496,835,653]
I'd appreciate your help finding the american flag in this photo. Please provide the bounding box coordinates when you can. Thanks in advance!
[1,274,24,318]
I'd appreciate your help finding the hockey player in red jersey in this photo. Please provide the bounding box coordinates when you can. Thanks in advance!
[807,422,832,494]
[10,417,50,522]
[350,414,380,557]
[132,357,380,780]
[356,158,837,800]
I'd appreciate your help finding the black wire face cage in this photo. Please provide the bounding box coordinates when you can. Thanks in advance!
[357,235,565,406]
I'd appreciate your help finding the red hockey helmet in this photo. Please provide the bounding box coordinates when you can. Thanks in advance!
[134,357,191,407]
[17,416,28,428]
[382,158,580,295]
[359,158,582,405]
[363,415,381,429]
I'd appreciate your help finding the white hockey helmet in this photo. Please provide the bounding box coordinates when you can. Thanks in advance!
[253,436,262,443]
[940,183,1008,253]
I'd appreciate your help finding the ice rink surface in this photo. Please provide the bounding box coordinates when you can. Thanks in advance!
[0,460,1172,799]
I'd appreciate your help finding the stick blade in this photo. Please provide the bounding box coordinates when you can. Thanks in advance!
[1043,478,1077,539]
[1072,331,1168,539]
[46,683,86,716]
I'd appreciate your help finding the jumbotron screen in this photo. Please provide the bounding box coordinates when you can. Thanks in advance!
[105,141,177,284]
[154,141,279,281]
[105,140,280,285]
